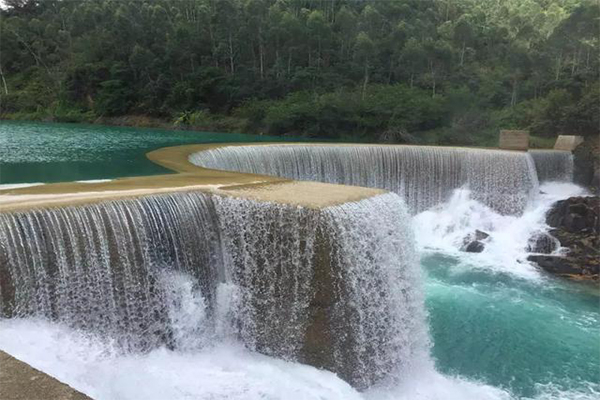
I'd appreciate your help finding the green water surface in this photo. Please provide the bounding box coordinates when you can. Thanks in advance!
[424,253,600,398]
[0,120,295,184]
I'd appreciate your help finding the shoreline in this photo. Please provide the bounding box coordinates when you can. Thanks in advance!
[0,113,252,136]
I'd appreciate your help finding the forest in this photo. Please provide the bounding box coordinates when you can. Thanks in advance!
[1,0,598,145]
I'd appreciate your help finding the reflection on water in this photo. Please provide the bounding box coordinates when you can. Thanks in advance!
[0,120,292,184]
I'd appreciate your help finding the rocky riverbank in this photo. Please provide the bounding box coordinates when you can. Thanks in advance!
[528,196,599,280]
[573,135,600,194]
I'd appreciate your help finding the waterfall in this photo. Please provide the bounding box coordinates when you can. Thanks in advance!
[0,192,222,352]
[322,193,428,388]
[0,190,421,389]
[529,150,574,182]
[190,145,539,215]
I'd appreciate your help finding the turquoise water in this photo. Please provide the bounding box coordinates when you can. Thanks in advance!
[0,121,292,184]
[424,253,599,398]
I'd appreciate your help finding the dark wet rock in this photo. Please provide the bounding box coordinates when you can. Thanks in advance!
[528,196,599,280]
[464,241,485,253]
[573,135,600,194]
[546,196,599,234]
[461,230,489,253]
[527,254,599,278]
[474,230,490,240]
[462,230,489,245]
[526,231,558,254]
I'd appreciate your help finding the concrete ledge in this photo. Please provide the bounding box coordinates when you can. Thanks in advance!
[0,351,91,400]
[500,130,529,151]
[0,142,386,213]
[554,135,584,151]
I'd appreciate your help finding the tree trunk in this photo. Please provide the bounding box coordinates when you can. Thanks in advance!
[511,77,518,107]
[571,48,578,76]
[258,27,264,79]
[228,32,235,74]
[555,52,562,81]
[0,64,8,95]
[460,41,466,66]
[430,61,436,97]
[362,62,369,100]
[259,41,265,79]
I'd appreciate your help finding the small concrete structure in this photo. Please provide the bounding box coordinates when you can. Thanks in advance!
[554,135,584,151]
[499,130,529,151]
[0,351,91,400]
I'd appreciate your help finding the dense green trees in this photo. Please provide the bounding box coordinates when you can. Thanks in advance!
[1,0,598,144]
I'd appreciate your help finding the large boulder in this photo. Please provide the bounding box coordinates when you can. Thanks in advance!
[528,196,599,280]
[546,196,599,236]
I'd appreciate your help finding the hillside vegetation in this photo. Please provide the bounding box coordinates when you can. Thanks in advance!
[1,0,598,145]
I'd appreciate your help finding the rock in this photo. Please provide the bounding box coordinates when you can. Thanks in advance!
[526,231,558,254]
[573,135,600,194]
[474,230,490,240]
[460,230,489,253]
[529,196,600,280]
[546,196,599,233]
[527,254,599,278]
[464,241,485,253]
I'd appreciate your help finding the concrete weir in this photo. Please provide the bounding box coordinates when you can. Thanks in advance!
[0,144,413,391]
[0,141,547,393]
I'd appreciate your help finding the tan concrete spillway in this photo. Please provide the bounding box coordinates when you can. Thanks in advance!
[0,143,385,212]
[0,143,400,392]
[0,142,551,394]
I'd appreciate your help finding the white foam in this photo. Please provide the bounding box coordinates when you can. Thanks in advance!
[0,182,45,190]
[74,179,113,183]
[413,182,588,280]
[0,319,362,400]
[0,319,521,400]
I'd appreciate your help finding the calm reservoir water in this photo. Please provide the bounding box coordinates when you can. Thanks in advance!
[0,120,292,184]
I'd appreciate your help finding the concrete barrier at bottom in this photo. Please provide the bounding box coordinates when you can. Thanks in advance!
[0,351,92,400]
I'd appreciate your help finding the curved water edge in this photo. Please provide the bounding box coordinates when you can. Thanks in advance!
[190,144,540,215]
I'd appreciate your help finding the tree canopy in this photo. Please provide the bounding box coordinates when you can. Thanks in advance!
[1,0,598,144]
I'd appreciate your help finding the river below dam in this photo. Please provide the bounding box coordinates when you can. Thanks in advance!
[0,122,598,400]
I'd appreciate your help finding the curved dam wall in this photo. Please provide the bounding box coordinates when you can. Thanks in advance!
[190,145,540,215]
[529,150,574,182]
[0,187,424,389]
